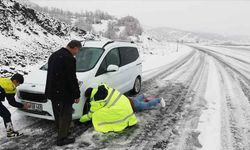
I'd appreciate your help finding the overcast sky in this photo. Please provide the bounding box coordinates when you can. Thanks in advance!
[29,0,250,36]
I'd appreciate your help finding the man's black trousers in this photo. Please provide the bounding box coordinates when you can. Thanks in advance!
[51,100,73,140]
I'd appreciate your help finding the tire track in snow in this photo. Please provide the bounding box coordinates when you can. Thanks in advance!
[140,52,209,150]
[191,45,250,65]
[190,45,250,85]
[127,49,209,150]
[143,50,196,81]
[193,45,250,150]
[163,51,210,150]
[216,61,249,150]
[119,73,190,150]
[160,51,201,83]
[222,68,250,150]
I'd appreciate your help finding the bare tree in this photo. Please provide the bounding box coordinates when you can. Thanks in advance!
[104,22,117,39]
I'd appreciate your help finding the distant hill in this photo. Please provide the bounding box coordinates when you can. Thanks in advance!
[145,27,250,44]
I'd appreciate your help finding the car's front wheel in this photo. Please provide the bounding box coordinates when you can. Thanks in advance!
[131,76,141,94]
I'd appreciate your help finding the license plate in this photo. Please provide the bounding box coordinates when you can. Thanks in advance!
[26,102,43,111]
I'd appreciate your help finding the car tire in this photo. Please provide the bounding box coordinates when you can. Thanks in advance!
[131,76,141,95]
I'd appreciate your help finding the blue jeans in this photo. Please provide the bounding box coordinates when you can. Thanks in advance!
[132,95,160,112]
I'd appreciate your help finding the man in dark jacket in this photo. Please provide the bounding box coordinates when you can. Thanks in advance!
[45,40,82,146]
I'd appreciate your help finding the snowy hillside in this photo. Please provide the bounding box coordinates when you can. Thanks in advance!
[0,0,90,77]
[146,27,250,44]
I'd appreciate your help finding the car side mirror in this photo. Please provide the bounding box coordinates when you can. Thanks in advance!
[107,65,119,72]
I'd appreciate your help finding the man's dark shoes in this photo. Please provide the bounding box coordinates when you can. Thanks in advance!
[56,137,75,146]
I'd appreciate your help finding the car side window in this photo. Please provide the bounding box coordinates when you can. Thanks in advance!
[95,57,107,76]
[96,48,120,76]
[106,48,120,67]
[119,47,139,66]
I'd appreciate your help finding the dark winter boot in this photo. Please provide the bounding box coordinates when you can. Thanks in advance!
[56,137,75,146]
[6,122,23,138]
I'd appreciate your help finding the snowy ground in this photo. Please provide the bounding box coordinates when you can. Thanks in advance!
[1,43,250,150]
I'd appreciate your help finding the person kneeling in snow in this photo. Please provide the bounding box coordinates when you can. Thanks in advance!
[79,84,138,133]
[79,84,166,133]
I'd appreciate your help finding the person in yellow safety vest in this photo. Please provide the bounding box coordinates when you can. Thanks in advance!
[0,73,30,137]
[80,84,137,133]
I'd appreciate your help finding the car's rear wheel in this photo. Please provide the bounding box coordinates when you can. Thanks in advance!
[131,76,141,94]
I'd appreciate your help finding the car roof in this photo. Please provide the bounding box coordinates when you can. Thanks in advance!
[82,40,136,49]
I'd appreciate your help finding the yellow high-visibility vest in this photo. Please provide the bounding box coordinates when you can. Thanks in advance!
[80,84,137,133]
[0,78,16,94]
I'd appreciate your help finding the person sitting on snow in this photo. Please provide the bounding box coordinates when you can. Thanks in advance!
[0,73,30,137]
[79,84,138,133]
[79,84,166,133]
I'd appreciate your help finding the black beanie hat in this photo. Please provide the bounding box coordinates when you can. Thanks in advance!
[11,73,24,84]
[94,85,108,101]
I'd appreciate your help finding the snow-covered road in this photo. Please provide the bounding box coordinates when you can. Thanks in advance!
[194,45,250,150]
[170,45,250,150]
[1,44,250,150]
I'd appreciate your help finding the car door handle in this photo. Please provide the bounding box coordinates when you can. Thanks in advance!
[136,63,142,66]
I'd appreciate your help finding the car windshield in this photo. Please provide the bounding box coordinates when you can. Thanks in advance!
[40,47,104,72]
[75,47,104,72]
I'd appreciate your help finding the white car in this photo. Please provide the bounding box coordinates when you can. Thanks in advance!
[16,40,142,120]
